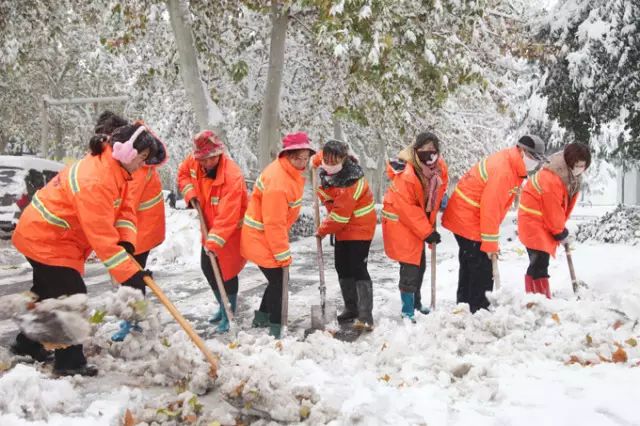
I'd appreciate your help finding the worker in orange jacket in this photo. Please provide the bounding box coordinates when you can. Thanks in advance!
[240,132,315,338]
[518,143,591,298]
[311,140,376,330]
[382,132,449,321]
[177,130,248,333]
[442,135,547,313]
[93,111,169,342]
[11,122,163,376]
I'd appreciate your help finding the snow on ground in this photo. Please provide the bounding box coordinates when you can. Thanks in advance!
[1,204,640,425]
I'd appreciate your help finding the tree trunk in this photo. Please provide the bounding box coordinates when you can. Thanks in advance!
[257,3,288,169]
[166,0,224,135]
[333,117,346,142]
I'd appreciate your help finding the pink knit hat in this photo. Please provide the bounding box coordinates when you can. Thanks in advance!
[278,132,316,157]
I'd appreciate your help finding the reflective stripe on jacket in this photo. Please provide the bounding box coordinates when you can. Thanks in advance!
[127,166,165,255]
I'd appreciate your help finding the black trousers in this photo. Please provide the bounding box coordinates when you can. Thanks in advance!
[18,258,88,368]
[454,234,493,313]
[398,248,428,309]
[526,248,550,279]
[200,248,239,296]
[257,266,286,325]
[334,240,371,281]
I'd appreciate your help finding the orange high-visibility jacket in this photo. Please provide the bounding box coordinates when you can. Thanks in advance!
[12,147,140,283]
[518,164,579,257]
[442,146,526,253]
[311,153,376,241]
[177,154,248,281]
[127,166,165,255]
[240,156,305,268]
[381,157,449,266]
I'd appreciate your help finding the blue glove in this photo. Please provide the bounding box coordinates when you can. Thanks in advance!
[440,193,449,211]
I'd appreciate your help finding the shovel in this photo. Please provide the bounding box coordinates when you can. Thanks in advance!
[565,243,587,294]
[193,201,235,329]
[131,257,219,377]
[309,168,337,331]
[491,253,501,290]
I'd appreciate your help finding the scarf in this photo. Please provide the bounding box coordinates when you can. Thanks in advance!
[398,145,442,212]
[544,151,581,199]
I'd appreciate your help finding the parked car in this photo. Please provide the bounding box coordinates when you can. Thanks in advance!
[0,155,65,238]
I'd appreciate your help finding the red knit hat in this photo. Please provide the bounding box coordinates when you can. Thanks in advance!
[193,130,224,160]
[278,132,316,157]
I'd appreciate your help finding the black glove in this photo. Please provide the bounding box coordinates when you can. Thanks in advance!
[117,241,135,255]
[122,270,152,294]
[425,231,441,244]
[553,228,569,241]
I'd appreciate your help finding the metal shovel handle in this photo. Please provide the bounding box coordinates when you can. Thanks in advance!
[430,243,437,310]
[311,168,327,311]
[281,266,289,332]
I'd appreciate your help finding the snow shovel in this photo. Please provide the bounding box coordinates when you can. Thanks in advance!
[310,168,337,331]
[281,266,289,337]
[193,201,235,328]
[564,243,587,294]
[491,253,501,290]
[131,257,219,377]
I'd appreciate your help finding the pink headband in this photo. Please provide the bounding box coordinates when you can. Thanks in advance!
[112,126,145,164]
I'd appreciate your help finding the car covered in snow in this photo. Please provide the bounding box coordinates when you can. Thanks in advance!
[0,155,64,238]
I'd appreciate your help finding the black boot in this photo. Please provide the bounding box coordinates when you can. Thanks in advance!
[337,278,358,323]
[353,280,374,331]
[53,344,98,377]
[10,333,53,362]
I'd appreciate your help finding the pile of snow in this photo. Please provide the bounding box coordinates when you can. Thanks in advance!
[86,287,215,395]
[575,205,640,245]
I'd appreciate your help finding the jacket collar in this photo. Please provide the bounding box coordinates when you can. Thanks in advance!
[202,154,227,187]
[507,146,527,179]
[102,145,133,183]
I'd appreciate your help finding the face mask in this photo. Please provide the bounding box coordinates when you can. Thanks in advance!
[417,151,438,165]
[524,155,540,172]
[572,166,586,177]
[321,161,343,175]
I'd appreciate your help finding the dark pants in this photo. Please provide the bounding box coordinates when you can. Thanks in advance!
[134,251,150,269]
[200,248,239,296]
[334,240,371,281]
[526,248,550,279]
[399,248,428,309]
[17,258,88,368]
[454,234,493,313]
[257,266,286,325]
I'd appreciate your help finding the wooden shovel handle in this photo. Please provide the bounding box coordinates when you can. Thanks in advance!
[491,254,501,290]
[564,243,579,294]
[193,202,233,322]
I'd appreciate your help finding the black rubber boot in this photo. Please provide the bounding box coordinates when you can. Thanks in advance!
[353,279,374,331]
[53,344,97,377]
[337,278,358,323]
[10,333,53,362]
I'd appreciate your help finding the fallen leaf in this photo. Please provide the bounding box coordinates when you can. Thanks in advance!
[597,353,611,363]
[123,409,135,426]
[551,313,560,324]
[89,310,107,325]
[183,414,198,424]
[625,338,637,347]
[228,341,239,349]
[612,346,628,363]
[380,342,388,352]
[613,320,624,330]
[275,341,283,351]
[526,302,537,309]
[230,381,246,398]
[379,374,391,382]
[161,337,171,347]
[299,405,311,419]
[585,334,593,346]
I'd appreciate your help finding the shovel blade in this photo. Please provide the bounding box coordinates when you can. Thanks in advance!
[310,304,337,330]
